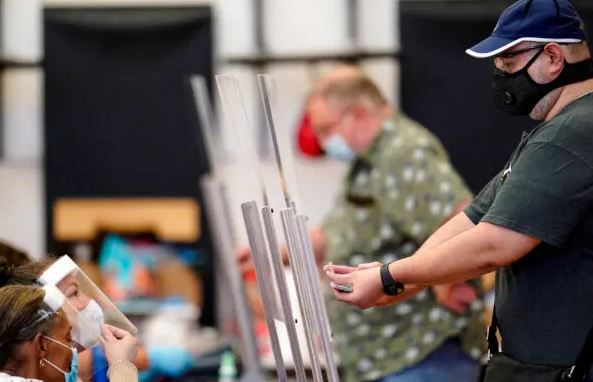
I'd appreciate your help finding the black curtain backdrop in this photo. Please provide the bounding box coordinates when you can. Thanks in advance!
[44,7,215,325]
[400,0,593,193]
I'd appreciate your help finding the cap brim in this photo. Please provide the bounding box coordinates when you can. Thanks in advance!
[466,36,585,58]
[466,36,521,58]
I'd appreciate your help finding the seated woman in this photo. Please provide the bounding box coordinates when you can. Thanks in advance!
[1,250,198,379]
[0,255,150,379]
[0,284,138,382]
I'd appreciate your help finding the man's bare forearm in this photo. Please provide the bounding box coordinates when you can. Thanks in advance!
[390,222,539,286]
[417,211,475,253]
[374,285,426,307]
[385,213,474,307]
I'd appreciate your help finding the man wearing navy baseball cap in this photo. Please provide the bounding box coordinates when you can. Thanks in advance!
[467,0,592,119]
[325,1,593,380]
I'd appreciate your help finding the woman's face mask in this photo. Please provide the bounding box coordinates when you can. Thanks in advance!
[72,300,104,349]
[41,336,80,382]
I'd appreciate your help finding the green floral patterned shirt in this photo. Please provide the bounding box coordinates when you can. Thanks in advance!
[323,116,486,381]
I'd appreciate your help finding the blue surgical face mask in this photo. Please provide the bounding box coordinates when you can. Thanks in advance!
[322,134,356,162]
[42,336,80,382]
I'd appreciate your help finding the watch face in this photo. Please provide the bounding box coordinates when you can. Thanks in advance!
[384,283,404,296]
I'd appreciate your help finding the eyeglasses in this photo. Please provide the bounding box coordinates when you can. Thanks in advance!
[496,45,545,59]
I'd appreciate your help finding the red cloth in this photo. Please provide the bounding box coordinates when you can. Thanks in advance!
[296,112,324,157]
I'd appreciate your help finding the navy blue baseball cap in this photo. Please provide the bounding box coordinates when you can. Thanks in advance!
[467,0,586,58]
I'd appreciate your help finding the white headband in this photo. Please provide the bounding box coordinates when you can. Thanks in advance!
[38,255,77,286]
[42,284,65,312]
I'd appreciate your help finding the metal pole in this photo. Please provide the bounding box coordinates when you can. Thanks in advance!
[280,208,324,382]
[242,201,288,382]
[295,214,340,382]
[347,0,359,50]
[261,206,307,382]
[190,75,220,171]
[257,75,292,206]
[201,176,263,382]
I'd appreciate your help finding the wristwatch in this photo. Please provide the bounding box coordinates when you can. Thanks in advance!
[380,262,405,296]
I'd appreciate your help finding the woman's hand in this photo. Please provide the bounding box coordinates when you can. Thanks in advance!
[100,325,139,365]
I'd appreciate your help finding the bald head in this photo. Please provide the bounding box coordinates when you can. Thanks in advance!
[313,65,362,94]
[309,65,388,114]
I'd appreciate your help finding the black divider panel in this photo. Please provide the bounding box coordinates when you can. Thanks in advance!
[44,7,215,325]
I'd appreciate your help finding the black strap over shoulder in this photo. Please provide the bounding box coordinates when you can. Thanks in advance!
[487,306,593,381]
[486,307,500,358]
[571,320,593,380]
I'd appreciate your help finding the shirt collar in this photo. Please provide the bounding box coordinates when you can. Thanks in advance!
[0,373,43,382]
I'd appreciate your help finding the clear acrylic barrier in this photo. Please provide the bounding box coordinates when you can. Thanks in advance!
[39,257,137,346]
[257,73,340,382]
[190,75,225,174]
[216,74,290,379]
[192,75,264,381]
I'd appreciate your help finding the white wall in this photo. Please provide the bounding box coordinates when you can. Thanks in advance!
[264,0,350,55]
[0,0,400,250]
[0,0,43,256]
[2,69,43,162]
[1,0,42,62]
[0,165,44,259]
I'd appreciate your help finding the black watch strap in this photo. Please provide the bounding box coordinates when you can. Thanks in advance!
[380,262,405,296]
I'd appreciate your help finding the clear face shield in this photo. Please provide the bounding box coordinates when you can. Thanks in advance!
[39,255,137,348]
[41,284,96,354]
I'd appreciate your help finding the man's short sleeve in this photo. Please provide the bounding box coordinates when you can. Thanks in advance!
[464,174,500,225]
[483,142,593,247]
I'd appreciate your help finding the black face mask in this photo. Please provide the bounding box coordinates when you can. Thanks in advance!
[491,47,593,116]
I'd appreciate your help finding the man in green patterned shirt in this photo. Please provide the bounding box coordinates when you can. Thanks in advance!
[308,67,485,381]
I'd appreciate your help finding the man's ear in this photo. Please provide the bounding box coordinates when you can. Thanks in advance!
[351,104,368,119]
[543,43,565,78]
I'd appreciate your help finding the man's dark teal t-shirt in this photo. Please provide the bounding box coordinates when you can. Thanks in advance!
[465,92,593,366]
